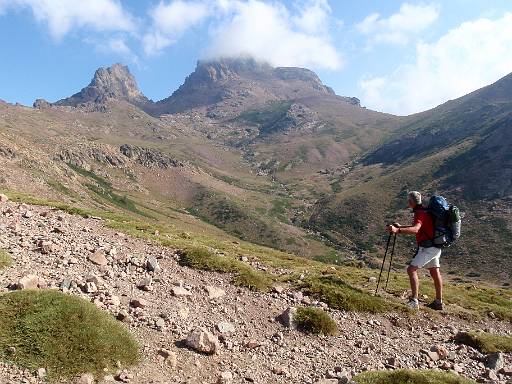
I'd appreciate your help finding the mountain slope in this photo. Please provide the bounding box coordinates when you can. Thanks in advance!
[309,72,512,283]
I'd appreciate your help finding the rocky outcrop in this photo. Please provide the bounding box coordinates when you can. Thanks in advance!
[54,64,149,107]
[119,144,183,169]
[57,148,125,168]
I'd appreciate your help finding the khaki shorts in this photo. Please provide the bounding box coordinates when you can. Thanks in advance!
[410,246,441,269]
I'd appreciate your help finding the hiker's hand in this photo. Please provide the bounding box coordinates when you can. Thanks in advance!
[386,224,399,234]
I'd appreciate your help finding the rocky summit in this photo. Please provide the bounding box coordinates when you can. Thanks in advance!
[54,63,149,107]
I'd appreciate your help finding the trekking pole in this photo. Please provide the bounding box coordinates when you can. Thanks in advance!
[375,232,392,295]
[384,233,397,291]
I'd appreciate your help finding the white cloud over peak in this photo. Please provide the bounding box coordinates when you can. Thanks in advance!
[359,12,512,115]
[206,0,342,70]
[142,0,342,70]
[143,0,209,55]
[3,0,135,40]
[357,2,439,46]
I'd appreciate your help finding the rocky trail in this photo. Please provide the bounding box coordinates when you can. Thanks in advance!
[0,200,511,384]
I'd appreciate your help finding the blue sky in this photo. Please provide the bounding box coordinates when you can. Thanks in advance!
[1,0,512,115]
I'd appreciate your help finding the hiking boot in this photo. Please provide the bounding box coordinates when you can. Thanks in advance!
[426,299,444,311]
[407,297,419,310]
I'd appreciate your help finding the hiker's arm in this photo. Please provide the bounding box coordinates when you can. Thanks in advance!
[387,223,421,234]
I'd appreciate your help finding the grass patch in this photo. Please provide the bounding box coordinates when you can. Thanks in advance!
[295,307,338,335]
[179,247,272,292]
[0,249,12,269]
[0,290,139,382]
[353,370,477,384]
[67,163,111,189]
[300,275,396,313]
[454,330,512,353]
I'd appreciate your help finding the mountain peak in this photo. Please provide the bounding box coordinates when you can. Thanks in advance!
[54,63,148,107]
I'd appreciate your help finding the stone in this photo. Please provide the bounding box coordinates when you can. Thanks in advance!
[205,285,225,299]
[75,373,95,384]
[485,352,504,371]
[499,367,512,376]
[130,298,148,308]
[0,193,8,203]
[146,257,160,272]
[137,277,153,291]
[273,285,285,294]
[82,281,98,293]
[368,276,377,283]
[60,279,72,292]
[172,285,192,297]
[17,275,39,290]
[278,307,297,330]
[185,328,219,355]
[158,349,177,369]
[315,380,338,384]
[433,345,449,360]
[217,321,235,334]
[117,310,132,323]
[88,250,108,266]
[484,369,499,381]
[217,371,233,383]
[39,241,53,254]
[37,367,47,378]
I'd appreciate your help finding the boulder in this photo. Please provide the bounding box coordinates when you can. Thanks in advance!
[185,328,219,355]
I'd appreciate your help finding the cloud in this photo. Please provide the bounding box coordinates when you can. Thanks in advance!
[357,2,439,46]
[205,0,343,70]
[143,0,210,55]
[359,12,512,115]
[2,0,135,40]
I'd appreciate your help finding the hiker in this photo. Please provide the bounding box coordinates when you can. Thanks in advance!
[386,191,443,310]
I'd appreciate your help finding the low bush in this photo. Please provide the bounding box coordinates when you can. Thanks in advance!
[300,275,396,313]
[294,307,338,335]
[0,290,139,381]
[353,370,477,384]
[179,247,272,292]
[454,330,512,353]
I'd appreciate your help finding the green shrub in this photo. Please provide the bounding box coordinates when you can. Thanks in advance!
[179,247,272,292]
[295,307,338,335]
[353,370,477,384]
[0,290,139,381]
[301,275,395,313]
[0,249,12,269]
[455,330,512,353]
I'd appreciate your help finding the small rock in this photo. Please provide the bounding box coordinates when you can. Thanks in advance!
[217,371,233,383]
[17,275,39,290]
[88,250,108,266]
[278,307,297,330]
[75,373,95,384]
[486,352,504,371]
[130,298,148,308]
[158,349,177,369]
[185,328,219,355]
[172,286,192,297]
[146,257,161,272]
[205,285,225,299]
[217,322,235,334]
[37,367,47,378]
[0,193,8,203]
[117,310,132,323]
[137,277,153,291]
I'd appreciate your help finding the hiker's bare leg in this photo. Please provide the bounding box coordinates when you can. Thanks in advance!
[429,267,443,301]
[407,265,419,299]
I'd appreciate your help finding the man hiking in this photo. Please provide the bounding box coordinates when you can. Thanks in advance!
[386,191,443,310]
